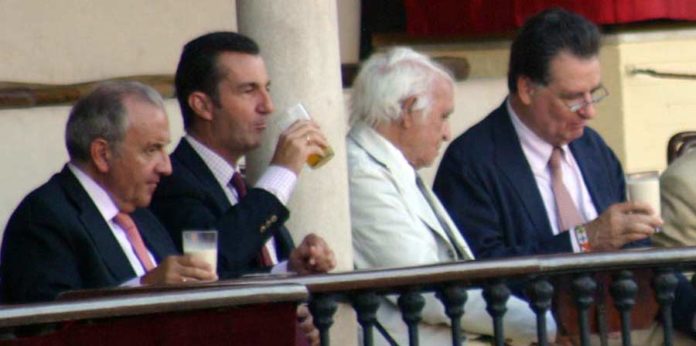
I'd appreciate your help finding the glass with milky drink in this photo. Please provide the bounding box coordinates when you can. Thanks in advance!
[182,230,218,271]
[274,103,334,168]
[626,171,662,232]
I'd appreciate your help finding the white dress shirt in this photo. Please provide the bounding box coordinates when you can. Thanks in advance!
[507,100,598,252]
[68,164,156,279]
[185,135,296,270]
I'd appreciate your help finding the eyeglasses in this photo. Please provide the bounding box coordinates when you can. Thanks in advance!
[563,86,609,113]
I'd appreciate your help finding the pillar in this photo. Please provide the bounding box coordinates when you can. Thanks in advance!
[237,1,356,344]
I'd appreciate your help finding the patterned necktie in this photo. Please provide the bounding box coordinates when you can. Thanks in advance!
[229,171,274,266]
[230,171,247,198]
[549,147,584,231]
[113,212,156,271]
[415,174,469,260]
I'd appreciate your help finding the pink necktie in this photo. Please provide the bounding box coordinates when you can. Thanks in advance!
[549,147,584,231]
[229,172,274,266]
[113,213,156,271]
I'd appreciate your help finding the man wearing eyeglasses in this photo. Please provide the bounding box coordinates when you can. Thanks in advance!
[433,7,696,341]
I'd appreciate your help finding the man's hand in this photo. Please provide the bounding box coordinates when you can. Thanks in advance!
[141,255,218,285]
[270,120,330,175]
[584,201,661,251]
[289,233,336,275]
[297,304,319,346]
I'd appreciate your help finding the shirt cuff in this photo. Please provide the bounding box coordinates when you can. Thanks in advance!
[570,225,591,253]
[569,227,581,253]
[255,165,297,205]
[120,276,144,287]
[271,260,289,274]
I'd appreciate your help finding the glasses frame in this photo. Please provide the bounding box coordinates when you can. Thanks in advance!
[563,85,609,113]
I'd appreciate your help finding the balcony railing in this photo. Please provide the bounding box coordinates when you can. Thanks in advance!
[2,246,696,346]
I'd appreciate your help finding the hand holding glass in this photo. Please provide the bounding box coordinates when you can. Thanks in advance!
[275,103,334,169]
[626,171,661,232]
[182,230,218,271]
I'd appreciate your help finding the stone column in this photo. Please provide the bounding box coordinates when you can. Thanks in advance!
[237,1,355,344]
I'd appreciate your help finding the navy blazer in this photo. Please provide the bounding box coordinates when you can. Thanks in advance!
[434,101,695,335]
[150,139,294,279]
[434,101,636,259]
[1,166,176,304]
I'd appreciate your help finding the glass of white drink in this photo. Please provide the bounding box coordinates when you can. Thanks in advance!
[626,171,661,232]
[182,230,218,272]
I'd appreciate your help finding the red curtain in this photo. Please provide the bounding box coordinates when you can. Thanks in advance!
[404,0,696,37]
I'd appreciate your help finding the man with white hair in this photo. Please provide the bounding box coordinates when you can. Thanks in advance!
[347,47,555,345]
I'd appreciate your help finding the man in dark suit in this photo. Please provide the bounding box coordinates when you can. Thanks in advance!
[1,81,216,304]
[433,7,696,340]
[150,32,335,281]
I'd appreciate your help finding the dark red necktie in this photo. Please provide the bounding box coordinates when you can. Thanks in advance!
[229,172,273,266]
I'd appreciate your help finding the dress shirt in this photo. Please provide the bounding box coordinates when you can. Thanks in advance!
[68,164,155,278]
[507,100,598,252]
[185,135,294,269]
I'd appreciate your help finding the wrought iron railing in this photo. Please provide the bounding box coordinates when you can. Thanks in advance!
[2,246,696,346]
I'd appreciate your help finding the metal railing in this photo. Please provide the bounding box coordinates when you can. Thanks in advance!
[2,247,696,346]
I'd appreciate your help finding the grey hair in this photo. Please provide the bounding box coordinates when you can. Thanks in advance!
[350,47,454,128]
[65,80,165,163]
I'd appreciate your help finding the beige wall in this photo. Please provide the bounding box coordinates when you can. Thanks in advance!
[0,0,236,232]
[414,26,696,176]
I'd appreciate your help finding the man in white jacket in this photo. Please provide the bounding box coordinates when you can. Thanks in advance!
[347,47,556,345]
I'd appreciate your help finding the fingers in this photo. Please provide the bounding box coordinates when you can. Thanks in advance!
[141,255,218,286]
[587,203,659,251]
[272,120,330,174]
[291,234,336,274]
[297,304,320,346]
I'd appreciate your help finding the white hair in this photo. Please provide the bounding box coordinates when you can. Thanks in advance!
[350,47,454,127]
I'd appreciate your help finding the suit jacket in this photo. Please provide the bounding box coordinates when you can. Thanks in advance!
[348,123,553,346]
[433,101,695,335]
[654,149,696,248]
[0,166,177,304]
[433,101,638,259]
[150,139,294,279]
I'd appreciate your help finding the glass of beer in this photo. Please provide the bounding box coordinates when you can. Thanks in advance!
[276,103,334,169]
[626,171,661,232]
[182,230,218,272]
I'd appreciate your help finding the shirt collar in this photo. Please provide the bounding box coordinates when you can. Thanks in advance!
[507,99,571,173]
[185,134,237,188]
[68,163,119,222]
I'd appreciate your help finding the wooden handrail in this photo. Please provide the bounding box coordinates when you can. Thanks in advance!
[59,246,696,299]
[0,283,307,328]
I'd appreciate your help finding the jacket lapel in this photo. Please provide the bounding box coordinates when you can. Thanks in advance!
[58,166,135,281]
[570,138,610,212]
[349,124,473,258]
[172,139,232,211]
[491,104,554,237]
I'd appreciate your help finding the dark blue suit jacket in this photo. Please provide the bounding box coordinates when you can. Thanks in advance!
[434,101,696,334]
[434,101,633,259]
[149,139,294,279]
[0,166,177,304]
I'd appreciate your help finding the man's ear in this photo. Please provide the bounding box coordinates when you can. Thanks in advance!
[399,96,418,129]
[90,138,112,174]
[188,91,215,121]
[517,76,536,106]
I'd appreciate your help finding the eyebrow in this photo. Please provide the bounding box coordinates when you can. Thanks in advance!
[560,84,603,98]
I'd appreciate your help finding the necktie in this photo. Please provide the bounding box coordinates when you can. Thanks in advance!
[415,174,470,260]
[229,172,274,266]
[549,147,584,231]
[113,213,156,271]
